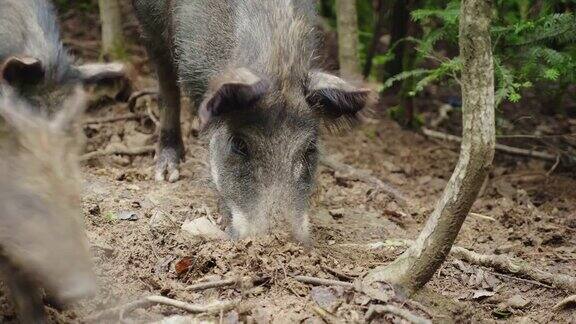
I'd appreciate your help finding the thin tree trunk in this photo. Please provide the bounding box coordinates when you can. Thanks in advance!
[335,0,361,79]
[363,0,387,78]
[98,0,125,60]
[384,0,410,78]
[363,0,495,296]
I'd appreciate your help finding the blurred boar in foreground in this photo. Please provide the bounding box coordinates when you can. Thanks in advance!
[0,0,121,114]
[0,87,95,323]
[133,0,374,243]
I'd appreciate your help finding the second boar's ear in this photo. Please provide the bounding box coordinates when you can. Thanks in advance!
[1,56,45,88]
[199,68,269,128]
[307,71,373,121]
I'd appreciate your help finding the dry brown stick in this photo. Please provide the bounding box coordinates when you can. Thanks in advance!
[365,305,431,324]
[321,265,356,281]
[81,145,155,161]
[84,113,146,125]
[84,295,237,322]
[292,275,355,288]
[422,127,558,161]
[320,156,410,208]
[185,276,270,292]
[451,247,576,293]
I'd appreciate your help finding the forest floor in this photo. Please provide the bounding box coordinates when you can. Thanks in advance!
[1,5,576,324]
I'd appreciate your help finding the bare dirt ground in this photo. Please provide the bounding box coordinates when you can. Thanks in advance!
[1,4,575,323]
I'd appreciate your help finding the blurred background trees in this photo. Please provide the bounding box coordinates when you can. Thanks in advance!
[321,0,575,129]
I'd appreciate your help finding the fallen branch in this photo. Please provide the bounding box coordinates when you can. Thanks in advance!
[84,295,237,322]
[81,145,155,161]
[422,127,559,162]
[365,305,431,324]
[84,113,146,125]
[77,62,126,84]
[320,156,411,209]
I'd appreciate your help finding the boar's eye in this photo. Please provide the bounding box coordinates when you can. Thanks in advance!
[230,136,249,157]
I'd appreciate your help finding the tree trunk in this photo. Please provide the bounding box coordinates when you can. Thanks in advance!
[335,0,361,79]
[98,0,125,60]
[384,0,410,78]
[362,0,495,296]
[363,0,388,78]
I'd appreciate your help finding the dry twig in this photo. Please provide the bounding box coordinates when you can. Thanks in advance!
[185,276,269,292]
[292,275,354,289]
[365,304,431,324]
[422,127,559,161]
[84,295,237,322]
[84,113,146,125]
[553,295,576,310]
[81,145,155,161]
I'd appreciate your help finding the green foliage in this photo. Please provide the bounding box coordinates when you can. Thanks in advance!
[382,0,576,108]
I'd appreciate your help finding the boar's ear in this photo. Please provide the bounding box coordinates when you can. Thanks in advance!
[307,71,373,122]
[199,68,269,128]
[1,56,45,88]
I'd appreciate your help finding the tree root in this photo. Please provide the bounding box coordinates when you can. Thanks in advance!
[553,295,576,310]
[359,239,576,293]
[127,88,158,111]
[84,113,146,125]
[365,305,431,324]
[320,155,411,209]
[451,246,576,293]
[422,127,561,162]
[81,146,155,161]
[84,296,237,322]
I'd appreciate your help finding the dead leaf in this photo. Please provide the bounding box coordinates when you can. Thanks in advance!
[175,257,193,277]
[118,211,138,221]
[506,295,530,309]
[181,216,229,240]
[471,290,495,300]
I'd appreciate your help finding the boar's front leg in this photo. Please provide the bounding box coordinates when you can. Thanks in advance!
[148,46,184,183]
[0,256,47,324]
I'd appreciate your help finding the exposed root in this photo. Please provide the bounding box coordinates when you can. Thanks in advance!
[320,155,411,209]
[451,246,576,293]
[84,296,237,322]
[127,88,158,111]
[553,295,576,310]
[81,146,155,162]
[422,127,561,162]
[365,304,431,324]
[84,113,146,125]
[357,239,576,293]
